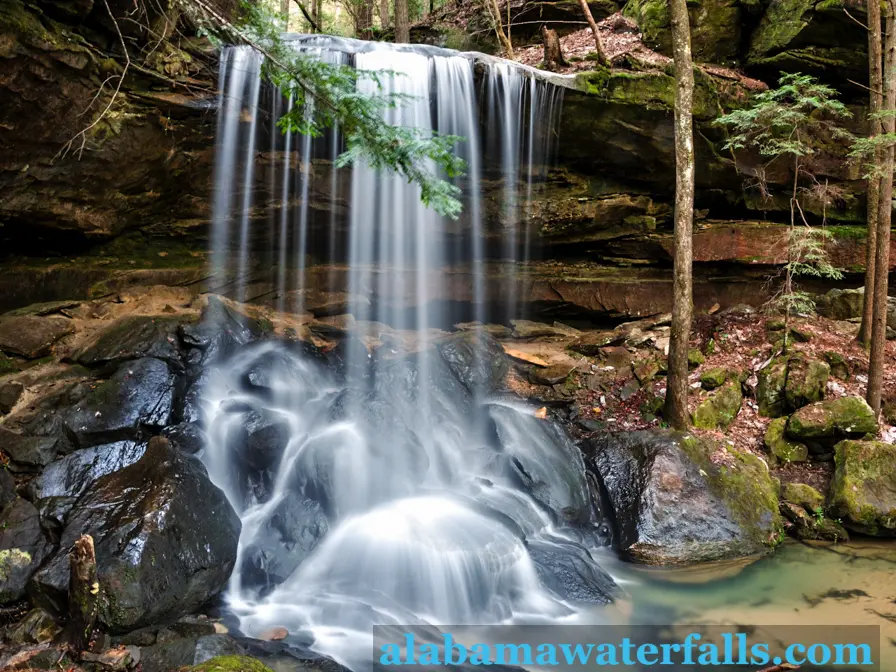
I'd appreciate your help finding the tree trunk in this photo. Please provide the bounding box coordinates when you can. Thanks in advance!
[280,0,290,30]
[868,0,896,413]
[541,25,566,71]
[380,0,390,29]
[66,535,99,651]
[484,0,513,58]
[313,0,322,32]
[663,0,695,429]
[577,0,609,66]
[395,0,410,42]
[860,0,883,346]
[356,1,374,38]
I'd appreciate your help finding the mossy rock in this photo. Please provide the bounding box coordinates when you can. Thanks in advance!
[692,380,743,430]
[756,357,788,417]
[764,417,808,464]
[622,0,742,62]
[828,440,896,536]
[823,351,849,380]
[782,482,824,510]
[700,367,728,390]
[190,656,274,672]
[687,348,705,368]
[786,397,878,444]
[780,501,849,543]
[784,355,829,410]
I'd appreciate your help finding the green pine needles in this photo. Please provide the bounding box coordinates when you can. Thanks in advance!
[716,73,850,343]
[191,0,466,218]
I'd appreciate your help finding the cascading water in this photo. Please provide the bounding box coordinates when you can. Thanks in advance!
[202,37,612,670]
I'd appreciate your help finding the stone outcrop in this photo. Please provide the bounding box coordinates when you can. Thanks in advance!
[828,440,896,537]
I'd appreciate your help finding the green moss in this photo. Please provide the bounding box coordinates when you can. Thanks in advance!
[190,656,275,672]
[828,440,896,536]
[786,396,878,440]
[0,354,19,375]
[782,482,824,510]
[827,225,867,240]
[688,348,705,368]
[756,357,788,417]
[700,367,728,390]
[680,435,784,548]
[783,354,829,410]
[764,417,808,464]
[747,0,816,58]
[692,380,742,429]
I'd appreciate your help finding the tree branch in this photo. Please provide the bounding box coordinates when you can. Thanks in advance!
[291,0,320,32]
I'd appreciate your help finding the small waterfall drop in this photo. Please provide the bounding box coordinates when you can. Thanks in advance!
[202,37,611,670]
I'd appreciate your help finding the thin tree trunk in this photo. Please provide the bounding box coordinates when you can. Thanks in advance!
[577,0,609,66]
[860,0,883,346]
[280,0,290,30]
[395,0,410,42]
[868,0,896,413]
[380,0,390,29]
[313,0,322,32]
[66,535,99,651]
[483,0,513,58]
[663,0,695,429]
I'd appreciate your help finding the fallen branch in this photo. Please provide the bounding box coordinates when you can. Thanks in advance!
[66,535,99,651]
[292,0,320,32]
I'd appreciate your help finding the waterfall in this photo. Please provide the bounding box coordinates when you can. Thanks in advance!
[202,37,610,671]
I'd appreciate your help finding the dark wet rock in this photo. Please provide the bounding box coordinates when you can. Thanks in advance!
[232,639,343,672]
[142,636,204,672]
[784,354,829,410]
[691,380,742,430]
[0,316,74,359]
[568,331,626,356]
[162,422,206,455]
[763,417,808,464]
[72,315,183,368]
[234,410,292,471]
[436,330,508,393]
[785,396,878,449]
[454,322,512,338]
[157,619,218,643]
[585,430,782,565]
[0,468,16,509]
[0,499,54,603]
[0,427,58,472]
[240,496,328,594]
[7,607,60,644]
[0,381,24,414]
[64,357,177,447]
[529,362,576,386]
[194,635,247,665]
[26,441,145,501]
[197,297,266,364]
[30,437,240,630]
[35,496,77,539]
[828,440,896,537]
[528,538,617,604]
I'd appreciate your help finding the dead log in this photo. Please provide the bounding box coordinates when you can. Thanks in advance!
[541,25,567,71]
[66,534,99,651]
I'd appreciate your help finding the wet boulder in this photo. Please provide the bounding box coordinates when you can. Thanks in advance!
[527,538,617,604]
[0,469,16,509]
[785,396,878,449]
[436,330,508,393]
[162,422,206,455]
[239,495,328,593]
[0,499,54,603]
[26,440,146,500]
[0,315,74,359]
[72,315,184,368]
[828,440,896,537]
[0,427,59,472]
[585,430,782,565]
[31,437,240,631]
[64,357,178,447]
[236,410,292,472]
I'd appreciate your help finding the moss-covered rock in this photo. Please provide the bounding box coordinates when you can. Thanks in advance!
[780,501,849,543]
[700,366,728,390]
[782,482,824,510]
[823,351,849,380]
[692,380,743,430]
[688,348,706,368]
[828,440,896,536]
[764,417,808,464]
[786,397,878,445]
[756,357,788,417]
[586,430,783,564]
[784,354,829,410]
[190,656,274,672]
[622,0,742,63]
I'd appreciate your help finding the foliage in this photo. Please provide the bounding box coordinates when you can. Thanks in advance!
[715,74,849,338]
[194,0,466,217]
[716,73,853,160]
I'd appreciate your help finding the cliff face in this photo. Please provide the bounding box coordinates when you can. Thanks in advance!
[0,0,884,317]
[0,0,218,255]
